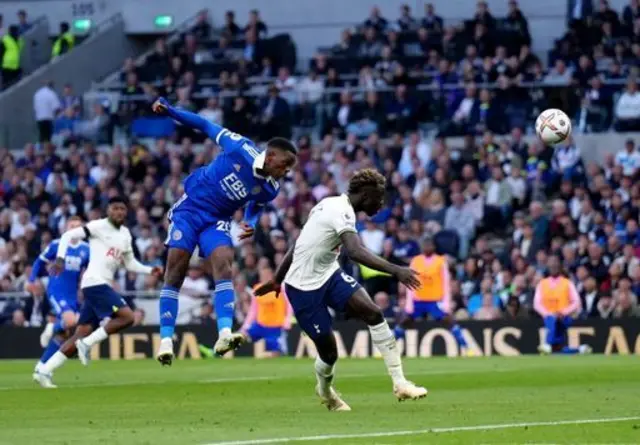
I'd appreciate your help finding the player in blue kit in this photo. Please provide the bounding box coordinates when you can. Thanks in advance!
[151,97,297,365]
[27,216,89,379]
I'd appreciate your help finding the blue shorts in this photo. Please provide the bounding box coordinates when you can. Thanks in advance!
[246,323,286,353]
[544,315,572,346]
[165,195,232,258]
[48,291,78,317]
[78,285,128,327]
[284,269,361,339]
[408,301,447,321]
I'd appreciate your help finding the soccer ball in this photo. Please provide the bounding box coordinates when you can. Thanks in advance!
[535,108,572,145]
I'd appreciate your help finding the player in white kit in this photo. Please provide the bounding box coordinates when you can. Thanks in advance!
[255,169,427,410]
[34,197,162,388]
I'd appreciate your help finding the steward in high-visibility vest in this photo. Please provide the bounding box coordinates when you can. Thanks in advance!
[395,235,471,355]
[52,22,75,58]
[239,269,293,357]
[533,255,591,355]
[1,26,24,88]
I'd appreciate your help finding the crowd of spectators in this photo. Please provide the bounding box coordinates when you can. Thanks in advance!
[2,128,640,327]
[4,2,640,328]
[78,0,640,146]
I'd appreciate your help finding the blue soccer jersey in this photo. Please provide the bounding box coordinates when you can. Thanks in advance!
[30,240,90,314]
[162,100,280,257]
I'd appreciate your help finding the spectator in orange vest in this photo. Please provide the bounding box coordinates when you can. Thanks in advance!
[240,266,293,357]
[394,235,473,356]
[534,255,592,354]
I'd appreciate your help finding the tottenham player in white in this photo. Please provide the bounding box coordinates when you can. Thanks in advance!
[34,197,162,388]
[255,169,427,411]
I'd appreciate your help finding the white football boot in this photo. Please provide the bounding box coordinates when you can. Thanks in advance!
[156,337,175,366]
[213,332,247,356]
[394,380,428,401]
[316,384,351,411]
[33,371,57,389]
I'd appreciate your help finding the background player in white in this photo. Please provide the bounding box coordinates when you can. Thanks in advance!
[255,169,427,411]
[34,197,162,388]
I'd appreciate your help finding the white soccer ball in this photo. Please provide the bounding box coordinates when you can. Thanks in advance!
[535,108,572,145]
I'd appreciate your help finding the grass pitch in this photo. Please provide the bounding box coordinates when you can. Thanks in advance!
[0,355,638,444]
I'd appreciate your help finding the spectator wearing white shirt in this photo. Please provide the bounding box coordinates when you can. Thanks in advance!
[10,209,35,240]
[33,80,61,143]
[360,221,385,254]
[274,66,297,105]
[614,139,640,177]
[198,97,223,126]
[552,137,582,181]
[89,153,109,184]
[614,79,640,132]
[399,132,431,178]
[297,70,324,104]
[181,266,210,298]
[506,166,527,209]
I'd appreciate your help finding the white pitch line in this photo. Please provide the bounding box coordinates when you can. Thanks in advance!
[1,366,518,391]
[202,416,640,445]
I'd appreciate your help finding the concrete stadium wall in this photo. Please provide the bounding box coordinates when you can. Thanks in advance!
[0,13,144,149]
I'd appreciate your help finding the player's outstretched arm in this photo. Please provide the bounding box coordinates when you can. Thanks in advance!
[152,97,223,141]
[340,231,421,290]
[254,243,295,297]
[123,239,162,276]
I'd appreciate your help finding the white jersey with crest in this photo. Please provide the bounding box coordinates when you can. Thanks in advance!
[284,194,357,291]
[57,218,152,289]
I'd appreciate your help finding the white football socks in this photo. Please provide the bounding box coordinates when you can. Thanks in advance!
[81,327,108,347]
[314,356,335,397]
[41,351,67,374]
[369,320,407,385]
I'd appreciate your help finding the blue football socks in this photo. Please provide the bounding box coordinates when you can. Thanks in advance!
[214,280,235,332]
[159,285,179,339]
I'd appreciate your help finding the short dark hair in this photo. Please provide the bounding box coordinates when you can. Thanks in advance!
[267,137,297,155]
[108,196,128,206]
[348,168,386,195]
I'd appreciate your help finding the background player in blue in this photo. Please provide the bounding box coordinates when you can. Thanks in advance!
[151,97,297,365]
[27,216,89,378]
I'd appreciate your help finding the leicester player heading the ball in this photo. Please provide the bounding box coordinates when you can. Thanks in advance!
[255,169,427,410]
[34,197,162,388]
[151,97,297,365]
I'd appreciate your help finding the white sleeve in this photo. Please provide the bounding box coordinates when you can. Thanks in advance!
[56,226,89,259]
[327,202,357,236]
[123,230,153,274]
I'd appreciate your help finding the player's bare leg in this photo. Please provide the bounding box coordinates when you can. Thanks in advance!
[33,323,92,388]
[74,306,135,365]
[313,334,351,411]
[209,246,247,356]
[157,247,191,366]
[345,288,427,401]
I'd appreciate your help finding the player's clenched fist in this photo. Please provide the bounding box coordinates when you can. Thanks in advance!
[151,98,168,114]
[150,266,164,278]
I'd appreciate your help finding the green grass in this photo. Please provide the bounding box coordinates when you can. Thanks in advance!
[0,356,639,444]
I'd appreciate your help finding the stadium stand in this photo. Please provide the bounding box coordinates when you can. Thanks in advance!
[1,1,640,329]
